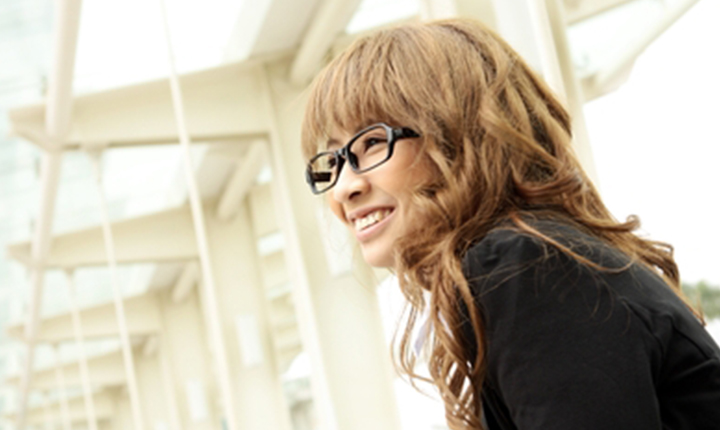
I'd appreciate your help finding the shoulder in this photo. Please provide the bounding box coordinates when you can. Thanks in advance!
[460,217,651,345]
[460,219,720,428]
[461,225,545,271]
[461,218,613,290]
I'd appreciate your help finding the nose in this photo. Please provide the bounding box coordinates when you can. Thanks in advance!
[331,161,369,203]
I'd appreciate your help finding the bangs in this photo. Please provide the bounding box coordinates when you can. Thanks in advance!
[301,29,425,160]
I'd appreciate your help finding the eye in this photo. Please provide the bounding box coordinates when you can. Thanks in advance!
[361,136,388,151]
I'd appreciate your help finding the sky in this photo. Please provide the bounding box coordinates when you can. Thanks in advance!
[583,0,720,286]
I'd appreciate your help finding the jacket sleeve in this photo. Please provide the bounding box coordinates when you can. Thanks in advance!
[463,229,663,430]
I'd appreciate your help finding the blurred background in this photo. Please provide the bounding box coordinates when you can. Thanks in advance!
[0,0,718,429]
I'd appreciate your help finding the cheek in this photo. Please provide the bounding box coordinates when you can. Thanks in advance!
[327,196,346,223]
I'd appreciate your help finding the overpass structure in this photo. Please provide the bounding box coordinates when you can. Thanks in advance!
[0,0,700,429]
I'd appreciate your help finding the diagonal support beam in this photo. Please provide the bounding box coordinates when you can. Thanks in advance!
[290,0,365,85]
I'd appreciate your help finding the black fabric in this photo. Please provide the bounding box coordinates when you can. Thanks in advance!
[461,220,720,429]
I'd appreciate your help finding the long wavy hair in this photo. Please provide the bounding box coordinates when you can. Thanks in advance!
[301,18,695,430]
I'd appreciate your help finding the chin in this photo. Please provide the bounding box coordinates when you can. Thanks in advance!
[360,245,394,268]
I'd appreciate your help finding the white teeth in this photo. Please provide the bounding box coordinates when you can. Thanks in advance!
[354,209,392,231]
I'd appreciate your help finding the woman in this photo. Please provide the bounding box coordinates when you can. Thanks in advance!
[301,19,720,429]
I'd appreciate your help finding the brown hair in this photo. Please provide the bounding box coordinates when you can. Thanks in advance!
[301,18,694,429]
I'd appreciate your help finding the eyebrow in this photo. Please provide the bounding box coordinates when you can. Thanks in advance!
[325,138,342,151]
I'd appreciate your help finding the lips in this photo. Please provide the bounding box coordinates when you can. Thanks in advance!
[347,205,395,230]
[353,208,393,232]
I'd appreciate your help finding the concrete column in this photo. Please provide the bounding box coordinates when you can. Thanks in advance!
[261,60,402,430]
[493,0,599,184]
[203,198,293,430]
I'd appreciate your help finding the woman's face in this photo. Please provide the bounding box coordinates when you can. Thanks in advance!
[326,126,431,268]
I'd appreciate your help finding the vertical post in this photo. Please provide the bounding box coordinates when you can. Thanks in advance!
[157,338,182,430]
[52,345,72,430]
[157,1,239,429]
[63,269,98,430]
[86,150,145,430]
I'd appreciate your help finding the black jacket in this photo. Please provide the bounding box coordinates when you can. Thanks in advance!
[462,220,720,429]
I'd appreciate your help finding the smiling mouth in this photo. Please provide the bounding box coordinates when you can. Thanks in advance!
[353,209,394,232]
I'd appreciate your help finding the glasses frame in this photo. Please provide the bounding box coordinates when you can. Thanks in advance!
[305,122,420,194]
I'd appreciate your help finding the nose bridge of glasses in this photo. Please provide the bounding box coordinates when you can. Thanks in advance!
[339,146,360,170]
[333,153,368,199]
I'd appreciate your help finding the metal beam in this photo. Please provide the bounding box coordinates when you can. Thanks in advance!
[8,59,274,152]
[6,205,199,269]
[5,294,161,342]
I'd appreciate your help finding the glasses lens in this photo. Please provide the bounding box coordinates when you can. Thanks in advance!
[349,125,391,171]
[308,153,338,193]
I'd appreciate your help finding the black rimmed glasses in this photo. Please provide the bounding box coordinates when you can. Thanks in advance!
[305,123,420,194]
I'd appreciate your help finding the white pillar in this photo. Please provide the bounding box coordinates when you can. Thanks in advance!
[203,198,294,430]
[260,62,402,430]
